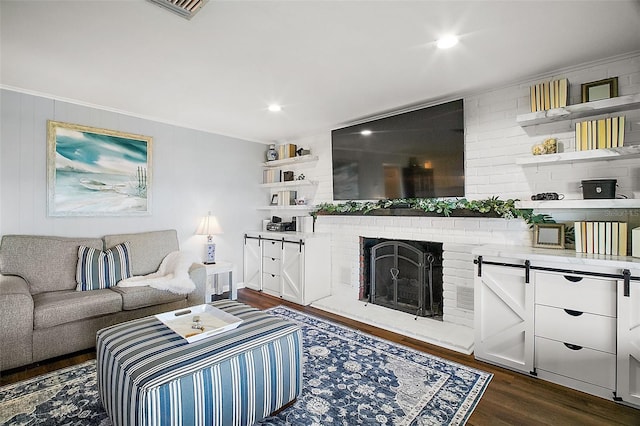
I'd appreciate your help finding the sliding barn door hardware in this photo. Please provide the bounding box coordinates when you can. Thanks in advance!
[474,257,640,284]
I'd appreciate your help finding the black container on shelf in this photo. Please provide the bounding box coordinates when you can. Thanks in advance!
[581,179,616,199]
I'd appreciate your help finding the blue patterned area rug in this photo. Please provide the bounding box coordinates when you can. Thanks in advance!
[0,306,491,425]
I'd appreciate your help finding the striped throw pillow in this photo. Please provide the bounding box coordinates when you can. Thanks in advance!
[76,242,133,291]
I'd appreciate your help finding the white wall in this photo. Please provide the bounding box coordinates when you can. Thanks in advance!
[0,89,265,277]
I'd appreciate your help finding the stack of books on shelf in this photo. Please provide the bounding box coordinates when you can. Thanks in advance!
[530,78,568,112]
[277,190,297,206]
[574,221,628,256]
[574,116,625,151]
[263,169,282,184]
[277,144,297,160]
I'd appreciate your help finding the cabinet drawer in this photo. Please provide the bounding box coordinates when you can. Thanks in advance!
[262,273,280,294]
[263,256,281,275]
[263,240,281,259]
[533,271,616,317]
[535,305,616,353]
[535,337,615,390]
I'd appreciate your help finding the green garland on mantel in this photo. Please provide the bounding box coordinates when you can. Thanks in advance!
[311,197,555,227]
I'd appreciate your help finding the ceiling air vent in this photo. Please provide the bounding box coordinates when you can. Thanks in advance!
[147,0,208,20]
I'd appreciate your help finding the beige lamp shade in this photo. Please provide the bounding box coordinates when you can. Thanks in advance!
[196,212,223,242]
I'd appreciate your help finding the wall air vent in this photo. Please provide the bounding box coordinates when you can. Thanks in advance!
[147,0,208,20]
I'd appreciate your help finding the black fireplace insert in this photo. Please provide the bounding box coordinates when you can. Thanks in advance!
[360,238,443,319]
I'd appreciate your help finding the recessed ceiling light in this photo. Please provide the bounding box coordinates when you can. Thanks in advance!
[360,130,372,136]
[268,104,282,112]
[436,35,458,49]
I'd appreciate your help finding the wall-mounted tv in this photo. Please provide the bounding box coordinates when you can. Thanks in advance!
[331,99,465,200]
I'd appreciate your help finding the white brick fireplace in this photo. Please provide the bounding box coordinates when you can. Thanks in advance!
[311,214,531,353]
[278,54,640,353]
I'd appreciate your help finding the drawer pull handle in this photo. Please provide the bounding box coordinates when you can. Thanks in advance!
[563,275,583,283]
[564,309,583,317]
[563,343,583,351]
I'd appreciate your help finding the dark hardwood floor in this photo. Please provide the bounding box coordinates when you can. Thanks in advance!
[2,288,639,425]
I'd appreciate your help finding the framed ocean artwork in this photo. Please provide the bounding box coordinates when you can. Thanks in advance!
[47,120,152,216]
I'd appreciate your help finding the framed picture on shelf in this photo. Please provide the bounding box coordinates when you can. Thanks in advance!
[47,120,152,216]
[581,77,618,103]
[270,193,279,205]
[533,224,565,249]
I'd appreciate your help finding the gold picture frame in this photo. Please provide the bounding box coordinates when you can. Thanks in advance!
[533,223,565,249]
[581,77,618,103]
[47,120,152,216]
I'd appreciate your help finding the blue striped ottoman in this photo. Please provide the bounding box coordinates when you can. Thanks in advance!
[96,300,302,426]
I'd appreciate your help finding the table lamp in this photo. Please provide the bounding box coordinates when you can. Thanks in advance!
[196,211,222,264]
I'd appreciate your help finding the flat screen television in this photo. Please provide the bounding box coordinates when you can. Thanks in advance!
[331,99,465,200]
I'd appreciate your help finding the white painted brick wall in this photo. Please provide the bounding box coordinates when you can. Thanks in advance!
[467,53,640,201]
[316,215,530,327]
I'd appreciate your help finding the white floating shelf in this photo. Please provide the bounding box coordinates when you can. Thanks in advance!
[515,145,640,166]
[516,94,640,127]
[262,155,318,168]
[256,205,315,211]
[516,199,640,209]
[259,180,317,189]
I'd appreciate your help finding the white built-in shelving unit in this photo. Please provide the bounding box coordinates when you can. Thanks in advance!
[515,93,640,210]
[260,155,318,211]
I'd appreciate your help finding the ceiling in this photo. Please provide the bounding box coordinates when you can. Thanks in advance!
[2,1,639,144]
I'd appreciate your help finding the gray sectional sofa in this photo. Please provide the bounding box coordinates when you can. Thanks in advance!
[0,229,206,371]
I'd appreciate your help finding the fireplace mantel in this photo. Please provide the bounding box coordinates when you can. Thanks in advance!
[311,198,536,222]
[316,208,502,218]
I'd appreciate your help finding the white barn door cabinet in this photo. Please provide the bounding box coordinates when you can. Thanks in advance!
[243,231,331,306]
[473,259,534,374]
[618,277,640,407]
[243,236,262,291]
[474,245,640,408]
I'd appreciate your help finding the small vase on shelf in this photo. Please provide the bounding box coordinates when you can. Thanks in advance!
[266,144,278,161]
